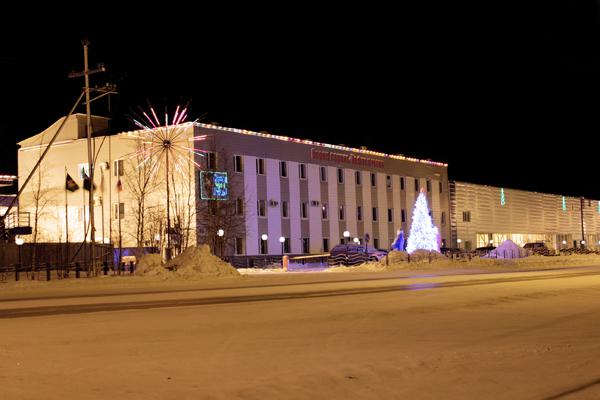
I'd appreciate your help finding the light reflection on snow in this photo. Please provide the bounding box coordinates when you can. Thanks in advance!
[406,282,439,291]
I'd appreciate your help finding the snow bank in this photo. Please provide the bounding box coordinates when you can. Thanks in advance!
[138,245,240,279]
[135,254,163,275]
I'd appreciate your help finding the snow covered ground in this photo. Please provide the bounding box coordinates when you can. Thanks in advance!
[3,265,600,399]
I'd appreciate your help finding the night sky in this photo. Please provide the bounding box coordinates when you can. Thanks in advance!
[2,3,600,198]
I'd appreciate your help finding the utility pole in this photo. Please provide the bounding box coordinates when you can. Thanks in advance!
[580,197,586,248]
[68,40,105,271]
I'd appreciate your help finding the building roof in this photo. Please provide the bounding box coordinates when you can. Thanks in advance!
[18,114,110,148]
[120,122,447,168]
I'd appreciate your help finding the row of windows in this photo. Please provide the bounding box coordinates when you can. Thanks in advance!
[256,200,446,224]
[235,156,444,192]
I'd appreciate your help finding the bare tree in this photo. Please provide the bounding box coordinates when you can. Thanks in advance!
[195,146,246,257]
[29,158,50,278]
[124,140,161,253]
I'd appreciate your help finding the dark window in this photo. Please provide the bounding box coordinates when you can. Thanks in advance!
[439,181,443,193]
[337,168,344,183]
[339,205,345,220]
[320,166,327,182]
[401,209,406,223]
[322,204,328,219]
[114,203,124,219]
[259,238,268,254]
[386,175,392,189]
[283,238,291,253]
[462,211,471,222]
[372,207,378,221]
[281,201,289,218]
[427,180,431,192]
[323,238,330,252]
[236,198,244,215]
[357,206,362,221]
[234,155,243,173]
[256,158,265,175]
[373,238,379,249]
[113,160,124,176]
[280,161,287,177]
[355,171,361,185]
[400,177,405,190]
[302,238,310,254]
[441,212,446,224]
[388,208,393,222]
[299,164,306,179]
[371,173,376,187]
[257,200,266,217]
[301,202,308,219]
[415,178,419,191]
[235,238,244,255]
[207,152,217,169]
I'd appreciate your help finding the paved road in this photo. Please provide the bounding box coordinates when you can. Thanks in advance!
[2,267,600,399]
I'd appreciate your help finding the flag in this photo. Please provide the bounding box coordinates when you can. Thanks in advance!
[65,173,79,192]
[116,179,123,192]
[83,173,96,191]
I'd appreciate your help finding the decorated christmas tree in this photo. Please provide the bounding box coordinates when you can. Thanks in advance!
[406,191,440,253]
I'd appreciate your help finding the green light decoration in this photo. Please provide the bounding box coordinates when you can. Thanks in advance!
[500,188,506,206]
[597,201,600,213]
[562,196,567,211]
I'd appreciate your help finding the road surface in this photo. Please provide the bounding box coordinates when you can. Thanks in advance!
[2,266,600,399]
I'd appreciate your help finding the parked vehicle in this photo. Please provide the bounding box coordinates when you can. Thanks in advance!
[523,242,550,255]
[329,244,388,263]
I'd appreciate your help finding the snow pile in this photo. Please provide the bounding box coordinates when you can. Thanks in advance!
[483,239,526,259]
[138,245,240,279]
[385,251,409,264]
[406,250,445,262]
[134,254,163,275]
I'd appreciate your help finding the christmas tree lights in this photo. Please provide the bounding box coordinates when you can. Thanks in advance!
[406,191,440,253]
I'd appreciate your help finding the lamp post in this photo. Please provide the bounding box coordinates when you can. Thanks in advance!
[279,236,285,257]
[15,237,23,281]
[581,240,586,249]
[457,238,462,249]
[217,228,224,258]
[562,240,567,249]
[343,230,350,265]
[353,237,360,244]
[261,234,268,266]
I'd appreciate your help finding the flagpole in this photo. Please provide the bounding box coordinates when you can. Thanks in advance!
[82,176,86,265]
[65,167,69,265]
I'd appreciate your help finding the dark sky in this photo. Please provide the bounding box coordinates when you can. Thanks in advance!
[2,3,600,197]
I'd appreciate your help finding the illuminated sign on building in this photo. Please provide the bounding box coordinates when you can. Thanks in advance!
[310,148,384,168]
[200,171,228,200]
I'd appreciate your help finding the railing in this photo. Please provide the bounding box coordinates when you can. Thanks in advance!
[5,212,30,229]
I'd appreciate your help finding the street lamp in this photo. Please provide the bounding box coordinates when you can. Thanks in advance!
[562,240,567,249]
[457,238,462,249]
[353,237,360,244]
[489,239,494,246]
[581,240,586,249]
[279,236,285,257]
[217,229,224,258]
[15,237,23,281]
[261,234,268,266]
[343,230,350,244]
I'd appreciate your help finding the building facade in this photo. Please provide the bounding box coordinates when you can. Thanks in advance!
[451,181,600,250]
[16,115,451,257]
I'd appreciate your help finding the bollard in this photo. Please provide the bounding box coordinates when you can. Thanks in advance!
[129,261,135,274]
[407,254,411,263]
[386,253,389,266]
[75,262,80,279]
[15,263,20,281]
[428,251,432,263]
[282,255,289,272]
[103,261,109,275]
[46,263,51,281]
